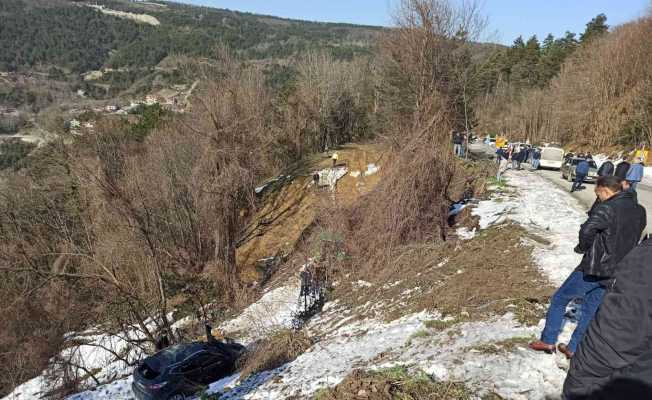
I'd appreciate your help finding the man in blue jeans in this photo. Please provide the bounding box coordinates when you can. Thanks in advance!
[530,176,646,358]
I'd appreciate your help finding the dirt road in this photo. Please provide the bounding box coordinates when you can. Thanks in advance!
[537,168,652,236]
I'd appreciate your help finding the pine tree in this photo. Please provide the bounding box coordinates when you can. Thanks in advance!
[580,13,609,43]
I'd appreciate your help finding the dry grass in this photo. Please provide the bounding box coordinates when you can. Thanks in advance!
[468,336,536,355]
[331,223,554,326]
[314,367,473,400]
[238,329,312,378]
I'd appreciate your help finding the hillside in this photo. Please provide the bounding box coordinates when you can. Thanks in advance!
[0,0,379,74]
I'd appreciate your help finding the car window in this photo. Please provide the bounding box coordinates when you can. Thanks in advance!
[181,353,211,372]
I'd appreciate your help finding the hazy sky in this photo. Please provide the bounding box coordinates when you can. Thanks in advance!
[178,0,650,44]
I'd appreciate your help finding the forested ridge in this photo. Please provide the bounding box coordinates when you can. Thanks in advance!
[0,0,380,73]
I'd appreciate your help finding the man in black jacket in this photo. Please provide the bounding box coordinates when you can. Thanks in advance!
[614,159,631,181]
[530,176,646,358]
[597,158,614,177]
[563,237,652,399]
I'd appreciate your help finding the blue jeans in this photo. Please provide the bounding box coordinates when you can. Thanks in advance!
[571,173,586,192]
[454,144,462,156]
[628,181,639,192]
[532,159,540,169]
[541,271,606,353]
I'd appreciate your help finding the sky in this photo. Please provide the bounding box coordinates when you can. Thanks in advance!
[178,0,650,44]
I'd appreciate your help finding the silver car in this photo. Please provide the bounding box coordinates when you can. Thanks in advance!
[561,158,599,183]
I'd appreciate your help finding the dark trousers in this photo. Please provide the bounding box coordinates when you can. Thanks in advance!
[572,173,587,192]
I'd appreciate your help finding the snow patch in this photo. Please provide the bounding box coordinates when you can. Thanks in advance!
[456,226,476,240]
[220,280,302,344]
[364,163,379,176]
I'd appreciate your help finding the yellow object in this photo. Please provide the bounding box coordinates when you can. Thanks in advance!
[495,137,508,148]
[634,149,649,165]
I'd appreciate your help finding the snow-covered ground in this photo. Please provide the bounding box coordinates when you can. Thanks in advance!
[644,166,652,186]
[5,169,585,400]
[468,172,585,284]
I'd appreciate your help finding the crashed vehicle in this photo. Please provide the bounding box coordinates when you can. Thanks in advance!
[132,327,244,400]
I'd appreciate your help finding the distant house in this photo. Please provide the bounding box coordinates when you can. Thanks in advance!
[0,107,20,117]
[105,105,119,112]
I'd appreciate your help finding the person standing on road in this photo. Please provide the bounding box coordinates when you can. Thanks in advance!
[597,157,615,177]
[529,176,647,359]
[614,158,631,181]
[512,145,522,170]
[626,157,645,192]
[496,147,509,182]
[572,158,590,192]
[563,236,652,399]
[531,148,541,170]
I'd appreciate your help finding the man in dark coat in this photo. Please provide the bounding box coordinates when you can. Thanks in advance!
[530,176,647,358]
[597,158,614,177]
[563,236,652,399]
[614,159,631,181]
[571,158,591,192]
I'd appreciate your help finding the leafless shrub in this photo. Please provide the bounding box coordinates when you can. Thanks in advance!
[326,0,485,276]
[237,329,311,378]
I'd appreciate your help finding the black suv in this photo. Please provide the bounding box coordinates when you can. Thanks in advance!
[132,338,244,400]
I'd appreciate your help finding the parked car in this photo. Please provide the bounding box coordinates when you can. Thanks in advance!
[539,145,565,170]
[561,157,599,183]
[467,139,496,159]
[132,333,245,400]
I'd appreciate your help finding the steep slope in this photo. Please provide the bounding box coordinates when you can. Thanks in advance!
[7,169,591,400]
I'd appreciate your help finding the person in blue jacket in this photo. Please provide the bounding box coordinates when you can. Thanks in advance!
[626,157,645,192]
[572,158,591,192]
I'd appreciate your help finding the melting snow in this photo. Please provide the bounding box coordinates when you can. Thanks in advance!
[14,169,588,400]
[364,163,379,176]
[457,226,476,240]
[220,280,302,344]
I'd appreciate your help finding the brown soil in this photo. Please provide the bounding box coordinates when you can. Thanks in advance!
[236,143,386,283]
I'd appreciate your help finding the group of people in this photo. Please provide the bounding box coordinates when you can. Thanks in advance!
[527,172,650,398]
[569,152,645,194]
[495,143,541,182]
[597,155,645,192]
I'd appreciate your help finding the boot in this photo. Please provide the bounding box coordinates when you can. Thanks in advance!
[528,340,556,354]
[557,343,574,359]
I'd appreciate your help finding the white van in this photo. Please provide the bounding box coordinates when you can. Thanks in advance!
[539,146,565,170]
